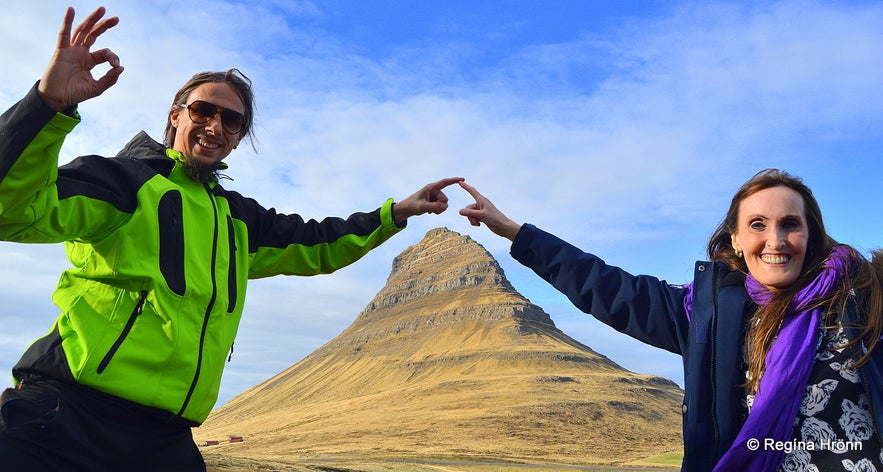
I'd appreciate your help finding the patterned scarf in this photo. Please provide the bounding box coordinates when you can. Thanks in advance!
[713,245,854,471]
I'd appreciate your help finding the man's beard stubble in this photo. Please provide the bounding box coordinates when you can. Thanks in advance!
[182,157,224,184]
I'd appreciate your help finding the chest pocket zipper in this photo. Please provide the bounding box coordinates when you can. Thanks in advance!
[97,290,148,374]
[226,216,238,313]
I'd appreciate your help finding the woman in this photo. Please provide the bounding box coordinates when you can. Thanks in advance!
[459,169,883,471]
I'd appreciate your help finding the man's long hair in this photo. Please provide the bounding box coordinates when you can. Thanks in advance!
[163,68,256,151]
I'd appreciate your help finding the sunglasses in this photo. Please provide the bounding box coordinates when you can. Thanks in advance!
[178,100,245,134]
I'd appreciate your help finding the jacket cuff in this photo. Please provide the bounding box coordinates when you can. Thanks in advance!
[509,223,534,260]
[382,198,406,230]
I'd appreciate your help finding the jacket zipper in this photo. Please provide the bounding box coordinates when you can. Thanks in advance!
[226,215,238,313]
[709,263,721,456]
[97,290,148,374]
[176,184,220,417]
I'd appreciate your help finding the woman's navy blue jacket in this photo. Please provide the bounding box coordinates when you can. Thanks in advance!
[510,224,883,471]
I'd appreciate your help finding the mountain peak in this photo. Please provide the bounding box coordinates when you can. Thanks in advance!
[362,227,535,321]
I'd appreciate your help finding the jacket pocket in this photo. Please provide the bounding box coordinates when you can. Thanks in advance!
[0,387,60,433]
[96,290,148,374]
[158,190,186,296]
[226,216,238,313]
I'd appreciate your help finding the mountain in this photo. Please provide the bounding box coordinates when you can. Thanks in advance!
[195,228,683,467]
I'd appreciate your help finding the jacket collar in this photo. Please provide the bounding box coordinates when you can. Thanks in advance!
[116,131,228,185]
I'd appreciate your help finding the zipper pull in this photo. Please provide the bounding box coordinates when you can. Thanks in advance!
[228,341,235,362]
[136,290,148,314]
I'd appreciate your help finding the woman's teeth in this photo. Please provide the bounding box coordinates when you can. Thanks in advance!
[761,254,790,264]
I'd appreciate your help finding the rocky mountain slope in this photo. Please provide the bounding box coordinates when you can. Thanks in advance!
[195,228,683,467]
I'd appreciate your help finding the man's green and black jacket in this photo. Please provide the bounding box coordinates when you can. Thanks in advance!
[0,84,404,424]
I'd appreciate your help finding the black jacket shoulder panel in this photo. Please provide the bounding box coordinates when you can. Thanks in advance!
[57,132,172,214]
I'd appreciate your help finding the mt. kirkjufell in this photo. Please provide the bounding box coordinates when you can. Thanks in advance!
[196,228,683,467]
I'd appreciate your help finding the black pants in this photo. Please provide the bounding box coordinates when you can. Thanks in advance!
[0,378,205,472]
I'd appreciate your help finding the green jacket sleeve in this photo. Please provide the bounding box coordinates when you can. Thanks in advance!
[0,84,131,242]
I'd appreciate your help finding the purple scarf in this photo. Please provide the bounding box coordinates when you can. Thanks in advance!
[712,245,854,471]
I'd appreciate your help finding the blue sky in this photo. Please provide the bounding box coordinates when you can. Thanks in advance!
[1,0,881,409]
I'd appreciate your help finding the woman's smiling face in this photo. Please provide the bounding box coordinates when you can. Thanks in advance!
[731,185,809,290]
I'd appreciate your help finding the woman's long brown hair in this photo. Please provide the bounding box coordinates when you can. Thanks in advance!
[707,169,883,395]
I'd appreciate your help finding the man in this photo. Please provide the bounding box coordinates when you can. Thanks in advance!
[0,7,462,470]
